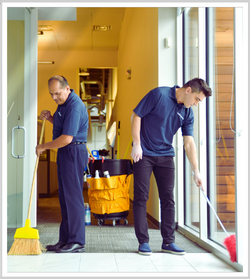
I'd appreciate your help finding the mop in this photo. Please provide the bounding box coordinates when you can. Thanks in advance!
[200,188,236,262]
[8,119,46,255]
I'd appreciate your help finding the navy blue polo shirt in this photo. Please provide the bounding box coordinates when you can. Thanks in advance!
[133,85,194,156]
[53,89,88,143]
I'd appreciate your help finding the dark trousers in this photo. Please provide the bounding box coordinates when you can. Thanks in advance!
[133,155,175,245]
[57,144,88,245]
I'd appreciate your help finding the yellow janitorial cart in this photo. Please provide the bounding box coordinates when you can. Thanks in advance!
[87,159,133,226]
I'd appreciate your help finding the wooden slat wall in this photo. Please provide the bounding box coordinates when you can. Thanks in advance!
[215,8,235,230]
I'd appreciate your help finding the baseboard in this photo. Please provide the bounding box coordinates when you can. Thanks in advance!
[147,213,160,229]
[130,199,178,230]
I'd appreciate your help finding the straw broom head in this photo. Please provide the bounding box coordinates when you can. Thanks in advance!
[7,238,45,255]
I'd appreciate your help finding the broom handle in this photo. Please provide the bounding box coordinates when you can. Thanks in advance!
[27,118,46,220]
[86,145,94,158]
[200,188,229,236]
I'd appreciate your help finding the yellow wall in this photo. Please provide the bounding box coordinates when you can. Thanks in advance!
[113,8,159,219]
[112,7,159,160]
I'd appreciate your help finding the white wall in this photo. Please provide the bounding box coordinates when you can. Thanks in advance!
[87,122,109,156]
[151,7,177,222]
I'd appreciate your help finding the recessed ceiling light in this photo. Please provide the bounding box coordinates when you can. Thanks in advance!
[92,25,112,31]
[38,25,53,31]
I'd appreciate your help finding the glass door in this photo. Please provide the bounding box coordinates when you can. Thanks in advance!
[7,9,26,228]
[7,7,38,228]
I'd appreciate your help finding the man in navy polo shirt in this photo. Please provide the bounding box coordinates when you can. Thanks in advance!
[36,75,88,253]
[131,78,212,256]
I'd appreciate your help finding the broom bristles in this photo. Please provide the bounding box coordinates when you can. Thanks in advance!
[7,238,46,255]
[223,234,236,262]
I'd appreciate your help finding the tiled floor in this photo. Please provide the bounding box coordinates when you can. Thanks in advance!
[7,252,237,274]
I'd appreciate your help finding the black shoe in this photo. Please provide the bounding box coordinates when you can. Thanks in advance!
[56,243,85,253]
[46,241,67,252]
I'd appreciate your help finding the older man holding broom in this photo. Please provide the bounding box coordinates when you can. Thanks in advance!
[8,75,89,255]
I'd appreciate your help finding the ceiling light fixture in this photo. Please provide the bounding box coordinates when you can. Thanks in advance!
[79,72,90,76]
[92,25,112,31]
[38,61,55,64]
[38,25,54,31]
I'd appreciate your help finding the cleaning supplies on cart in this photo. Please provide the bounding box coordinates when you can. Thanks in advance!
[95,170,100,179]
[103,171,110,178]
[85,203,91,225]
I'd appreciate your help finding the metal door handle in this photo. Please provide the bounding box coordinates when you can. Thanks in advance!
[11,126,26,159]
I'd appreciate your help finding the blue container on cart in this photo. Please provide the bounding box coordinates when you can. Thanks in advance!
[91,150,99,159]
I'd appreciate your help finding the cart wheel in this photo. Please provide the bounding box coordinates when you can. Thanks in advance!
[116,219,120,225]
[113,220,116,227]
[124,219,128,225]
[98,219,104,226]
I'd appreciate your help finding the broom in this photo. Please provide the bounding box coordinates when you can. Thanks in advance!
[8,118,46,255]
[200,188,236,262]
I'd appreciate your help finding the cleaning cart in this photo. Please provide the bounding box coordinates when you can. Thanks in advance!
[87,159,133,226]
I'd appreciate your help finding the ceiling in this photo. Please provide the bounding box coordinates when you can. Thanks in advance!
[38,7,125,51]
[37,7,125,123]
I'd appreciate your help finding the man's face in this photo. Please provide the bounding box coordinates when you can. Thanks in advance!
[49,80,70,105]
[183,87,205,108]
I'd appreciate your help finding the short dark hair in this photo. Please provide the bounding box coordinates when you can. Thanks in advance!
[183,78,212,97]
[48,75,69,89]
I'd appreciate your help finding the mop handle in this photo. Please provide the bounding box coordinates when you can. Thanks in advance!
[200,188,229,236]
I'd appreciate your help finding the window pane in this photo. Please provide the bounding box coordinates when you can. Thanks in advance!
[183,7,200,232]
[207,7,235,244]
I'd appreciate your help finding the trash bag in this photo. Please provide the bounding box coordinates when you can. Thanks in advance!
[87,174,132,215]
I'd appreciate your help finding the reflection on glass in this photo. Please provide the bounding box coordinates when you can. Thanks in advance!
[208,7,235,244]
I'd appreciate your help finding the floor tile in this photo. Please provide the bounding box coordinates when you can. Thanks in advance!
[183,253,237,272]
[154,265,197,273]
[149,252,190,266]
[79,253,118,272]
[7,254,47,272]
[39,253,81,272]
[115,253,158,272]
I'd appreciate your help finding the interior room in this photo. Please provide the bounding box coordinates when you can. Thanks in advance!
[4,3,248,276]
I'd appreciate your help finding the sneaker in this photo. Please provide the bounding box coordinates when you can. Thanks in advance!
[162,243,186,255]
[138,243,152,255]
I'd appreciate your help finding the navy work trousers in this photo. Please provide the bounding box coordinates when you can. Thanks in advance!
[133,155,175,245]
[57,144,88,245]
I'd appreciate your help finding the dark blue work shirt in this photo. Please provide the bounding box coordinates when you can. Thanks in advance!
[133,85,194,157]
[53,89,88,143]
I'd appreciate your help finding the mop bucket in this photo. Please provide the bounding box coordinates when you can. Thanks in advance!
[87,159,133,226]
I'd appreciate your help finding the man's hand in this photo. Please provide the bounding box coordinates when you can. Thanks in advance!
[131,142,143,163]
[40,110,51,120]
[36,144,46,157]
[192,170,205,192]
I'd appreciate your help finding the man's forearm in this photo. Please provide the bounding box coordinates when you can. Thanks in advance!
[48,115,53,124]
[42,135,73,150]
[36,134,73,156]
[183,136,199,173]
[131,112,141,145]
